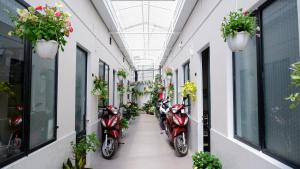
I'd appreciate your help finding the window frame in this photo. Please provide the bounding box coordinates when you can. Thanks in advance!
[0,0,58,167]
[98,59,109,107]
[233,0,300,168]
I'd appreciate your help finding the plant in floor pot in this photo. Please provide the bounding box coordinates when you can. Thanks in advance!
[192,151,222,169]
[120,118,129,130]
[117,69,127,81]
[8,3,73,59]
[221,9,256,52]
[286,61,300,109]
[63,133,100,169]
[182,81,197,102]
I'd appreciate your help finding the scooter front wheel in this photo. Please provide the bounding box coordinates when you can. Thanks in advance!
[101,136,117,159]
[174,133,188,157]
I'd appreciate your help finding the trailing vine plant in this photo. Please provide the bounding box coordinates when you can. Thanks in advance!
[286,61,300,109]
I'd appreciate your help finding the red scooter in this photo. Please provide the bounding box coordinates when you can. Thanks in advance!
[165,100,189,156]
[100,105,122,159]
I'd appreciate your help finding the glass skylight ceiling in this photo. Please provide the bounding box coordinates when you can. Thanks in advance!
[105,0,184,70]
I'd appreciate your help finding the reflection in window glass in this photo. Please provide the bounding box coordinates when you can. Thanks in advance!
[234,37,259,145]
[262,0,300,165]
[0,0,25,163]
[30,52,56,149]
[75,48,87,136]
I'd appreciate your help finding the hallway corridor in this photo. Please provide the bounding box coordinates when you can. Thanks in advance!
[91,114,192,169]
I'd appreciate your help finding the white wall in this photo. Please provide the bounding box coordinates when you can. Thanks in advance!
[162,0,293,168]
[3,0,131,168]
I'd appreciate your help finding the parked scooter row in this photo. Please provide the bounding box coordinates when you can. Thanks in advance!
[158,96,189,156]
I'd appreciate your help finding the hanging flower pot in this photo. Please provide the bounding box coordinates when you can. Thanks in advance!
[227,31,250,52]
[35,39,59,59]
[167,75,172,80]
[221,9,256,52]
[8,4,73,58]
[118,76,124,81]
[117,69,127,81]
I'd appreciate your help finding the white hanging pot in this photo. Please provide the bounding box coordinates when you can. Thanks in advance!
[167,75,172,80]
[227,31,250,52]
[118,76,124,81]
[35,39,58,59]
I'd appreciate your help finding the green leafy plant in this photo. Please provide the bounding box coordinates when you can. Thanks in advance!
[63,133,99,169]
[123,102,139,120]
[165,67,173,76]
[221,9,256,41]
[148,106,156,115]
[286,61,300,109]
[8,3,73,50]
[182,81,197,102]
[117,83,126,95]
[117,69,127,78]
[92,75,108,101]
[192,152,222,169]
[0,81,15,96]
[167,83,174,101]
[120,118,129,129]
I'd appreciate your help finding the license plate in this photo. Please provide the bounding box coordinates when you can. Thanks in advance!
[104,130,107,134]
[181,109,185,114]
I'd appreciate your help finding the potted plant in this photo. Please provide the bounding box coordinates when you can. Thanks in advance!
[148,106,156,115]
[92,75,108,101]
[117,69,127,81]
[165,67,173,80]
[221,9,256,52]
[8,2,73,59]
[192,151,222,169]
[182,81,197,102]
[0,81,15,96]
[63,133,100,169]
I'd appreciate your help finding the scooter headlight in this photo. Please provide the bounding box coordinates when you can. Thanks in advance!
[101,119,106,127]
[173,116,180,125]
[111,117,118,127]
[184,117,189,125]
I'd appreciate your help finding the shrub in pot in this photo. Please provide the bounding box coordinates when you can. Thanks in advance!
[192,151,222,169]
[63,133,100,169]
[165,67,173,80]
[221,9,256,52]
[8,2,73,59]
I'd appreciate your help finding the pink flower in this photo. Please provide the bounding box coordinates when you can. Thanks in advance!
[68,27,73,33]
[243,11,249,16]
[55,11,62,17]
[35,6,43,11]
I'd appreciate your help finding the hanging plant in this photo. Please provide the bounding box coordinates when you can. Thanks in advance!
[92,75,108,101]
[0,81,15,96]
[117,69,127,80]
[8,2,73,59]
[286,61,300,109]
[221,9,256,52]
[182,81,197,102]
[117,83,126,95]
[167,83,175,100]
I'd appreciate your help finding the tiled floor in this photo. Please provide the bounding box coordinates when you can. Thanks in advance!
[91,113,193,169]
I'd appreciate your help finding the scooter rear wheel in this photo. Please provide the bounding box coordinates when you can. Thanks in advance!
[174,133,188,157]
[101,136,117,159]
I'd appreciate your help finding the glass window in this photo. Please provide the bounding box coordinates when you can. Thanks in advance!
[0,0,25,164]
[183,62,190,112]
[75,47,87,136]
[234,37,259,146]
[30,52,56,149]
[262,0,300,165]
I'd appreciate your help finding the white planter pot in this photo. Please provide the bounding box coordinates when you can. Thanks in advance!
[35,39,58,59]
[227,31,250,52]
[167,75,172,80]
[118,76,124,81]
